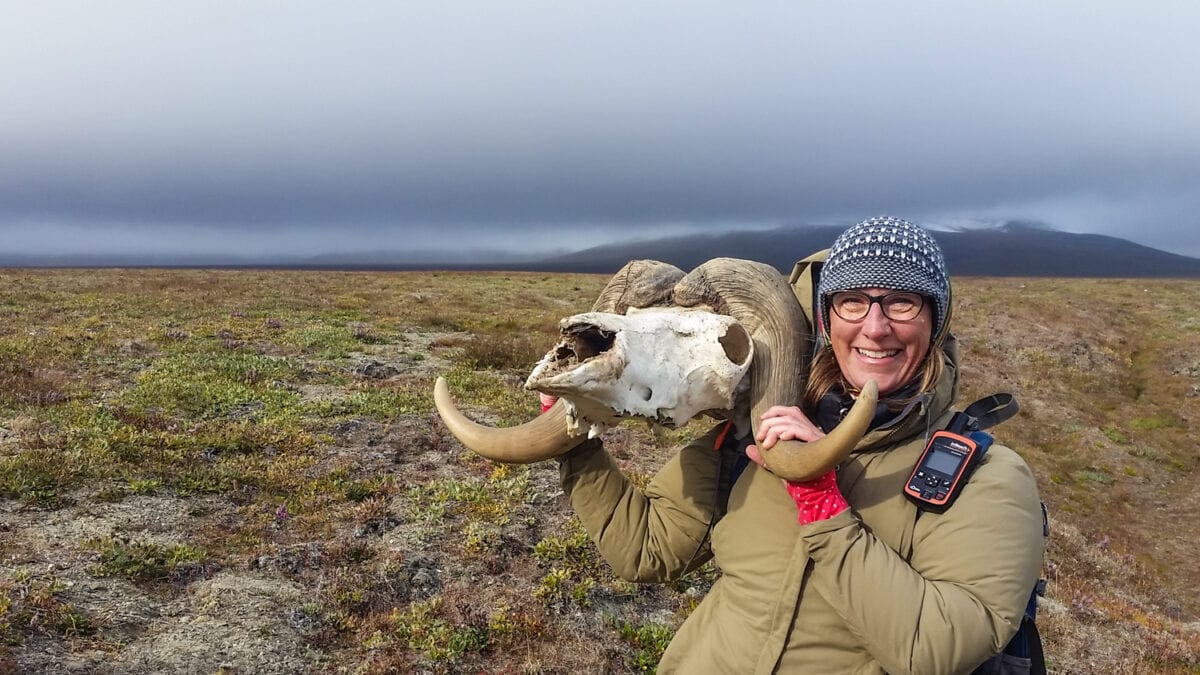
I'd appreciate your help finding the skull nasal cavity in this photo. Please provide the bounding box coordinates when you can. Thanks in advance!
[571,326,616,361]
[719,324,752,366]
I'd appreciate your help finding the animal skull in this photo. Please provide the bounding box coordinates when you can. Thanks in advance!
[432,257,878,481]
[525,307,754,438]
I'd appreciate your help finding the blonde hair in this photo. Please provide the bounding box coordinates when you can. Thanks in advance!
[802,345,945,413]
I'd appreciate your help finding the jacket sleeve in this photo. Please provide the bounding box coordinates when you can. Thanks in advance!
[801,446,1044,675]
[558,425,728,582]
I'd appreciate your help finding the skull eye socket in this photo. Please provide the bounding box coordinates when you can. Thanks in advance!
[718,323,752,367]
[563,325,616,361]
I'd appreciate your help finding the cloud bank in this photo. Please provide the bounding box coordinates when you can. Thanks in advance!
[2,2,1197,258]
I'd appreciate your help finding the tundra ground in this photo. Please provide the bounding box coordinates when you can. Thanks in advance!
[0,269,1197,673]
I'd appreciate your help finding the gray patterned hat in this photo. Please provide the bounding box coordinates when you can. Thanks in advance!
[816,216,952,345]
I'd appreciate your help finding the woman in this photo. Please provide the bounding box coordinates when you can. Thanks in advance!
[554,216,1044,674]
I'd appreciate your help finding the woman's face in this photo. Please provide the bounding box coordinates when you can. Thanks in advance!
[828,287,932,396]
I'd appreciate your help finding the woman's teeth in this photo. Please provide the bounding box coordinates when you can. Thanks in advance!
[857,348,898,359]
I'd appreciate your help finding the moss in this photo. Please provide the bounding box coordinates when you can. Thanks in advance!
[87,536,209,583]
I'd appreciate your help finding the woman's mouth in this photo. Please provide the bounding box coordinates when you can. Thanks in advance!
[855,347,899,359]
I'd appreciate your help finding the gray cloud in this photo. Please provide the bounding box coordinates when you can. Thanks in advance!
[2,1,1198,258]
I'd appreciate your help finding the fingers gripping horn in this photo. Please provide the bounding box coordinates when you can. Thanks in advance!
[433,377,581,463]
[758,380,878,480]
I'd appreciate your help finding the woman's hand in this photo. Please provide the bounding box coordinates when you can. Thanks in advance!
[746,406,848,525]
[745,405,825,466]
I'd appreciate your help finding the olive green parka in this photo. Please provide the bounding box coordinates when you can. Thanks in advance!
[557,254,1044,674]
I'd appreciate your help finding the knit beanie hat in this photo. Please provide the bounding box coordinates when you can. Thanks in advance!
[816,216,952,346]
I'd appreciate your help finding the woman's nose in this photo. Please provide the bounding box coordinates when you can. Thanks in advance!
[860,303,892,337]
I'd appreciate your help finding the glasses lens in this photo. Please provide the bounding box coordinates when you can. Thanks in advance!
[882,293,923,320]
[831,292,870,321]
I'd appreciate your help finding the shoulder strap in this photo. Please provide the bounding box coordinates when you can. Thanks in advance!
[713,421,751,513]
[1025,503,1050,674]
[961,393,1019,431]
[677,422,744,576]
[1026,620,1047,675]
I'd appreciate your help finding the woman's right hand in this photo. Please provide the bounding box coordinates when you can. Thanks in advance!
[539,393,558,413]
[746,405,826,467]
[748,408,849,524]
[754,405,825,448]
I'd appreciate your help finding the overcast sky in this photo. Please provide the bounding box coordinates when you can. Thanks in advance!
[2,1,1197,261]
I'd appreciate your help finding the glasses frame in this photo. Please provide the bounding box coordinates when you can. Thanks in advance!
[829,291,926,323]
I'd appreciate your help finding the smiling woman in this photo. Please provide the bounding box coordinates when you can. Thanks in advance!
[552,216,1045,674]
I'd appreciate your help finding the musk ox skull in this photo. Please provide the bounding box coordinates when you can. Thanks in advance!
[525,307,754,438]
[433,257,878,482]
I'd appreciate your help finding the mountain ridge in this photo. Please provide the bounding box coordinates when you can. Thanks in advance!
[530,222,1200,277]
[2,222,1197,277]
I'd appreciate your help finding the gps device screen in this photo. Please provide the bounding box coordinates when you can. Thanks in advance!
[925,445,963,475]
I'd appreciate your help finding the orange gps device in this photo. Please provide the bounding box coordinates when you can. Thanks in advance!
[905,396,1017,512]
[904,426,984,512]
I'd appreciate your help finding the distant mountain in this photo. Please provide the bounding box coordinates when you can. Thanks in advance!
[528,221,1200,278]
[2,221,1196,277]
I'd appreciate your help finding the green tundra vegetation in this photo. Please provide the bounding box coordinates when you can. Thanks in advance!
[0,268,1197,673]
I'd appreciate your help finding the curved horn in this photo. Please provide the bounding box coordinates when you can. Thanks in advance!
[433,377,581,463]
[591,259,684,313]
[674,258,874,481]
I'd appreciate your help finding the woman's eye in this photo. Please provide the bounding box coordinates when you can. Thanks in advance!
[838,298,866,311]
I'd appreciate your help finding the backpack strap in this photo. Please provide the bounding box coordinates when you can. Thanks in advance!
[1022,503,1050,674]
[961,393,1019,432]
[713,421,751,512]
[1026,619,1047,675]
[677,422,749,575]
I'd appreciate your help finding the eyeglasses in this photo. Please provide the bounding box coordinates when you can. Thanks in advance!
[829,291,925,322]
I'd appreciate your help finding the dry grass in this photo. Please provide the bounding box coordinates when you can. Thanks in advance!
[0,268,1196,673]
[955,277,1200,673]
